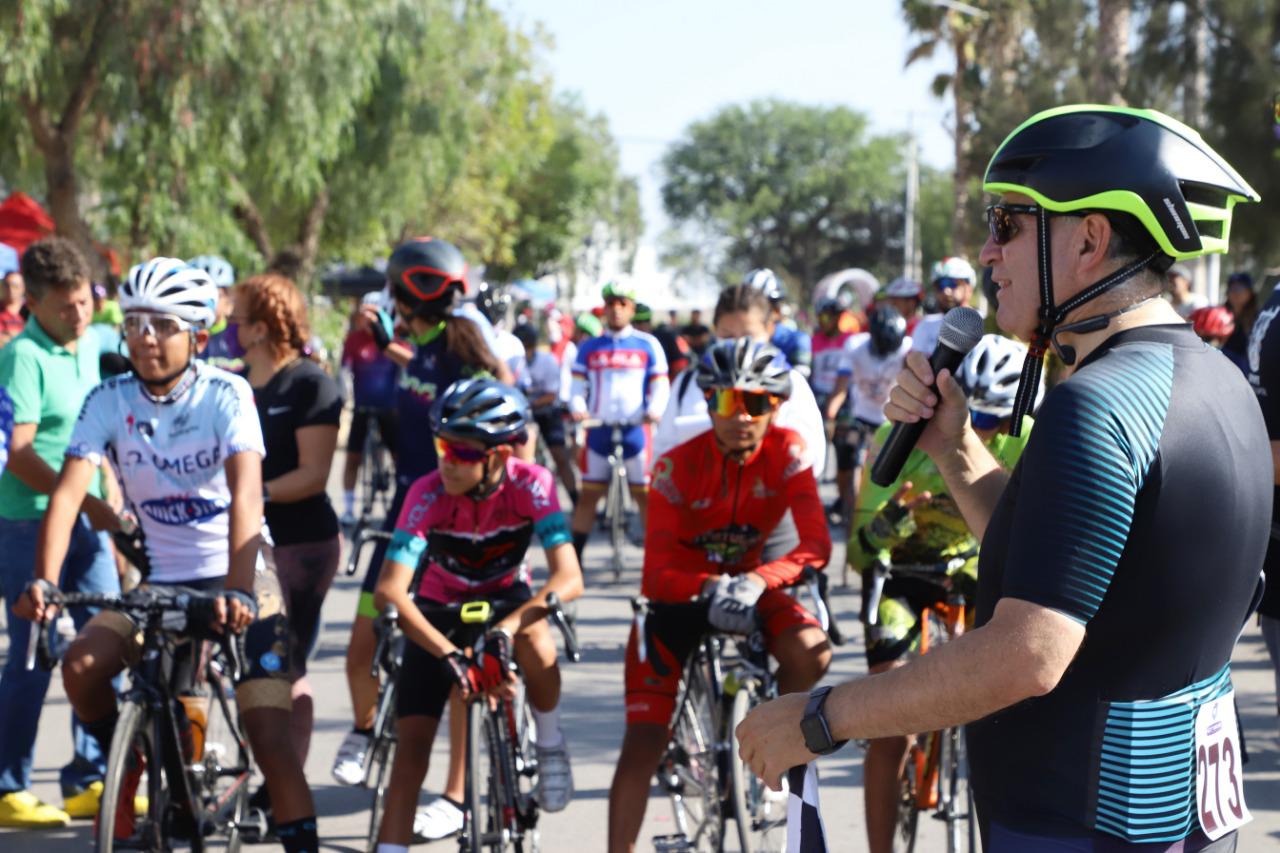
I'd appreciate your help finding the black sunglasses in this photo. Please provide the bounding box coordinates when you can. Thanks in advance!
[985,203,1041,246]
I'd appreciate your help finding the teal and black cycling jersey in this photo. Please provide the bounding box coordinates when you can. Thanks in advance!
[971,324,1271,844]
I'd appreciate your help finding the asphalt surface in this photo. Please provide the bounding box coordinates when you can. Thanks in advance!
[2,448,1279,851]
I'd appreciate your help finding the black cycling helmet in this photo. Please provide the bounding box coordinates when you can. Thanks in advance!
[868,305,907,356]
[387,237,468,319]
[982,104,1260,435]
[474,281,511,325]
[695,338,792,399]
[430,378,529,448]
[512,323,538,348]
[815,296,843,316]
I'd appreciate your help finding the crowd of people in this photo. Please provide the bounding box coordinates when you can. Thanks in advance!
[0,103,1275,853]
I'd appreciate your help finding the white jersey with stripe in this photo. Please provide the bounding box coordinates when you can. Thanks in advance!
[66,362,266,584]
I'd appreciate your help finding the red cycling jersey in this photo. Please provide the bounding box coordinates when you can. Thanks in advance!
[642,426,831,601]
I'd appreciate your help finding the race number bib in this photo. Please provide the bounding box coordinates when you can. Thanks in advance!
[1195,692,1251,840]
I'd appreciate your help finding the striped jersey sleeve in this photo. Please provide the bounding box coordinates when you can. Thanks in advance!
[999,345,1174,624]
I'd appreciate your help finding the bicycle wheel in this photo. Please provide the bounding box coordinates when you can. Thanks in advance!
[465,701,520,852]
[98,698,167,853]
[199,663,252,853]
[609,464,627,582]
[364,734,396,853]
[940,727,975,853]
[728,685,785,853]
[892,741,922,853]
[665,662,723,852]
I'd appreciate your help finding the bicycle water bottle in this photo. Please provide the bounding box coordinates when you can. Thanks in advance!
[179,692,209,762]
[50,612,76,660]
[174,698,196,761]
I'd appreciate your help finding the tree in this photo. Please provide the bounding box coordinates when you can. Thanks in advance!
[660,100,913,305]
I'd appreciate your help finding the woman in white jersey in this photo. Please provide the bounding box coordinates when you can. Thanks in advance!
[16,258,318,852]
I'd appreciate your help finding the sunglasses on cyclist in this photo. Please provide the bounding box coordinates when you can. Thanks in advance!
[985,203,1042,246]
[398,265,467,302]
[969,409,1007,431]
[123,313,193,340]
[434,436,493,464]
[705,388,781,419]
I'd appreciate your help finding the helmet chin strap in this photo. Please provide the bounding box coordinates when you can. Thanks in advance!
[139,332,198,404]
[467,452,507,500]
[1008,207,1162,437]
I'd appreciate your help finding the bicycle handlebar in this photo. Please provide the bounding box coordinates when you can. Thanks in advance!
[544,592,581,663]
[346,528,392,576]
[863,558,966,628]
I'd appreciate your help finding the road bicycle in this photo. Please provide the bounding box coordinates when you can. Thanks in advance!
[865,559,976,853]
[635,567,843,852]
[362,601,406,853]
[28,585,260,852]
[583,420,643,583]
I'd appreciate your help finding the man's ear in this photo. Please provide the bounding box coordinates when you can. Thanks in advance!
[194,329,211,354]
[1077,213,1115,271]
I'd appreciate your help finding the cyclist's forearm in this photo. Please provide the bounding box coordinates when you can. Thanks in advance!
[264,463,330,504]
[499,543,583,634]
[226,451,264,592]
[35,464,95,584]
[931,428,1007,542]
[374,561,456,657]
[382,341,413,368]
[824,598,1084,742]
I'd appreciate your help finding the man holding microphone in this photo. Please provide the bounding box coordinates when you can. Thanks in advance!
[737,105,1269,851]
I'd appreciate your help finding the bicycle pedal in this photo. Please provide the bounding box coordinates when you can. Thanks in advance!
[652,833,696,852]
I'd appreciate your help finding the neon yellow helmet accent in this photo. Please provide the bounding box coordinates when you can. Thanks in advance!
[983,104,1259,261]
[601,280,638,302]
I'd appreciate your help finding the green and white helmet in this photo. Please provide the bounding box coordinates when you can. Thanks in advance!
[983,104,1259,262]
[601,280,638,302]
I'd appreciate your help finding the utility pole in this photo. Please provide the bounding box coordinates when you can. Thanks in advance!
[903,116,921,282]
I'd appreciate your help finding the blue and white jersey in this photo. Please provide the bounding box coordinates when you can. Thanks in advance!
[570,326,670,425]
[0,386,12,477]
[66,362,266,584]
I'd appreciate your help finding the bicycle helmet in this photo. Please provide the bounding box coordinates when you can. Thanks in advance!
[815,296,844,316]
[430,378,530,448]
[956,335,1041,418]
[187,254,235,289]
[868,306,907,356]
[694,338,792,399]
[982,104,1260,435]
[512,323,538,348]
[575,312,602,337]
[601,280,638,302]
[930,257,976,285]
[121,258,218,329]
[742,268,785,303]
[634,302,653,324]
[1190,305,1235,340]
[386,237,468,318]
[883,277,923,299]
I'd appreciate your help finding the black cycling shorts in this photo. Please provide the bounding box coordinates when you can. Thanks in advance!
[347,407,399,455]
[532,407,567,448]
[396,584,532,720]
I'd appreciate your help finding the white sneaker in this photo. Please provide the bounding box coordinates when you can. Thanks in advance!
[413,796,464,842]
[534,740,574,812]
[330,730,371,786]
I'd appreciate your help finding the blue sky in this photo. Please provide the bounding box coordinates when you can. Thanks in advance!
[504,0,955,241]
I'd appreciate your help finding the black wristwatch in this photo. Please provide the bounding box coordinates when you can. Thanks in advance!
[800,686,848,756]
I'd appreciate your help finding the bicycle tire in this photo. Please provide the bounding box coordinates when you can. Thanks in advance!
[941,727,975,853]
[97,698,166,853]
[200,663,251,853]
[466,701,518,852]
[666,661,723,852]
[892,742,922,853]
[609,465,626,583]
[727,684,786,853]
[364,735,396,853]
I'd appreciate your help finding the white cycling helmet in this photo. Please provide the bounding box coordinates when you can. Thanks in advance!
[122,258,218,329]
[883,276,923,299]
[930,256,976,284]
[187,254,235,289]
[956,334,1043,417]
[742,267,785,302]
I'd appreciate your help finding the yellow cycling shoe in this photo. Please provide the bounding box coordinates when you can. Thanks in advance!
[0,790,71,828]
[63,781,148,820]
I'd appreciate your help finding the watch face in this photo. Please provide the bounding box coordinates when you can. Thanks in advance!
[800,714,831,754]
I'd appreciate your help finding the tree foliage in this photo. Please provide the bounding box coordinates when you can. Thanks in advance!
[0,0,639,285]
[659,100,951,304]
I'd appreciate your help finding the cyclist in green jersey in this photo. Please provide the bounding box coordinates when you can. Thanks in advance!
[850,334,1038,853]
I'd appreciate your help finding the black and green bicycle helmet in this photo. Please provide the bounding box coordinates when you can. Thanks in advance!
[982,105,1260,434]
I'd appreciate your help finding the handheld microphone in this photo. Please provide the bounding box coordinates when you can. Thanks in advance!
[870,307,984,487]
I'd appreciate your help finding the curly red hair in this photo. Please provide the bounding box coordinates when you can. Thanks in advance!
[236,273,310,356]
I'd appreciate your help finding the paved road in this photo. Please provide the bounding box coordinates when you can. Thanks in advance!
[2,452,1279,851]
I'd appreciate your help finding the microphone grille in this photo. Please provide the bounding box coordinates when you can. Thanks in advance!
[937,306,985,353]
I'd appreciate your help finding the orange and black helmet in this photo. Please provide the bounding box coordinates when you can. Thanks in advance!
[386,237,468,318]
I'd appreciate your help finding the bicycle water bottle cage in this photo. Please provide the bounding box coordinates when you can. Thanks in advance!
[460,601,492,624]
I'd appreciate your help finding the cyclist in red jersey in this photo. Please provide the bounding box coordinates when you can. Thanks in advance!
[606,338,832,853]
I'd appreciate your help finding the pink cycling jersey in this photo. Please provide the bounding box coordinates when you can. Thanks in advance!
[385,457,572,602]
